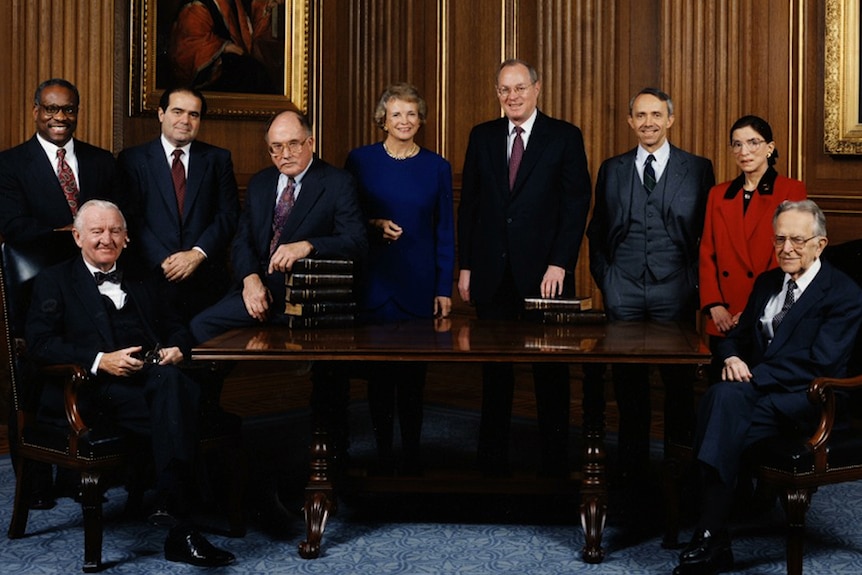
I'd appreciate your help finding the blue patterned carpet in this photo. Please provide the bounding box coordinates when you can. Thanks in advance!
[2,405,862,574]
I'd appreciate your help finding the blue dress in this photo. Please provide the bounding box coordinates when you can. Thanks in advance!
[345,142,454,323]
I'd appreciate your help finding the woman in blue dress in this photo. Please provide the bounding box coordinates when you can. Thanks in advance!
[345,83,454,474]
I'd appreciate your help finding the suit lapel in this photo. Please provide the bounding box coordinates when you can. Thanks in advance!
[715,186,755,270]
[69,259,115,346]
[661,147,687,216]
[510,113,546,197]
[282,160,324,239]
[184,142,206,219]
[256,168,280,253]
[767,263,830,352]
[24,138,66,210]
[148,139,183,224]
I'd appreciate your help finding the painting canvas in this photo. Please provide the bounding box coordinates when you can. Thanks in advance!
[131,0,309,118]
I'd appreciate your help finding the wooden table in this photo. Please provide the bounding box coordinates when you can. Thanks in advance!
[193,317,709,562]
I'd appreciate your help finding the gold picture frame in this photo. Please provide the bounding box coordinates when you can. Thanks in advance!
[825,0,862,154]
[129,0,309,118]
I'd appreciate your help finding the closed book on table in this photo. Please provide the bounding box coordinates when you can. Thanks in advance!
[292,258,354,274]
[286,273,354,287]
[523,296,593,311]
[285,286,354,303]
[285,301,358,316]
[287,314,356,329]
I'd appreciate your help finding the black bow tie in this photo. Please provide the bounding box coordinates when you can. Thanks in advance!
[94,270,122,286]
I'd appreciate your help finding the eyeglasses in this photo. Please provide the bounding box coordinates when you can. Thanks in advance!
[496,83,534,99]
[730,138,766,153]
[268,137,310,156]
[38,104,79,117]
[773,235,818,249]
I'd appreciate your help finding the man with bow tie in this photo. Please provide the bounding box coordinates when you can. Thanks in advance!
[25,199,235,567]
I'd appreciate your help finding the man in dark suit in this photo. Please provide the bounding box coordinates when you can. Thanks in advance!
[673,200,862,575]
[190,109,367,341]
[457,59,592,476]
[0,78,118,509]
[587,87,715,482]
[118,87,239,322]
[25,200,235,567]
[0,78,117,247]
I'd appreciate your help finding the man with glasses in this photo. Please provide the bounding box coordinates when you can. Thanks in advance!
[0,78,118,246]
[117,87,239,323]
[587,87,714,489]
[457,59,591,477]
[190,109,366,342]
[0,77,118,511]
[673,200,862,575]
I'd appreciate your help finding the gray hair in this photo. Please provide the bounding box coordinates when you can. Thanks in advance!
[773,200,827,237]
[74,199,127,232]
[373,83,427,129]
[629,87,674,116]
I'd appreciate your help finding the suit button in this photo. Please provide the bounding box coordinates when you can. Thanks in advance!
[747,271,754,278]
[722,271,729,277]
[506,218,512,224]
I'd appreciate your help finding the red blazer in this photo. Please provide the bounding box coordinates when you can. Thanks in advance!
[699,169,806,337]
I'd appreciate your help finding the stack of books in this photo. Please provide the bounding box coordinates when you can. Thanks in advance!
[284,258,357,328]
[523,296,607,325]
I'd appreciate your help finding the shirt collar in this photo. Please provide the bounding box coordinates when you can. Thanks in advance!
[785,257,822,295]
[36,133,75,158]
[508,108,538,137]
[636,140,670,165]
[160,135,191,158]
[82,258,118,278]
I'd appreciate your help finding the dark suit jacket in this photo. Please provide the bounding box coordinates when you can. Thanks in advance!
[117,138,239,270]
[0,136,117,245]
[25,257,193,369]
[587,144,714,315]
[716,260,862,394]
[231,158,367,308]
[457,112,591,303]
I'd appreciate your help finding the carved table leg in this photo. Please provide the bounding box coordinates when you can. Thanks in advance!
[580,363,607,563]
[298,421,334,559]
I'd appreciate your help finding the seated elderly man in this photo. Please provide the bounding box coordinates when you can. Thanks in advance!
[674,199,862,575]
[24,199,234,568]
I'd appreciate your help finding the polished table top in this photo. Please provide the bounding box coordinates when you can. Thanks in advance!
[192,316,709,364]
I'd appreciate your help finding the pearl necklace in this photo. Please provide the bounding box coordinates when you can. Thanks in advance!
[383,142,419,160]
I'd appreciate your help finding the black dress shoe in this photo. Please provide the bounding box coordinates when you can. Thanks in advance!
[672,528,733,575]
[164,526,236,567]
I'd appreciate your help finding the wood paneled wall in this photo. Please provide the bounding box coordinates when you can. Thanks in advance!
[2,0,862,260]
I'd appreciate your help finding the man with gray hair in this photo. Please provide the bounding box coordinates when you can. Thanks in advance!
[674,200,862,574]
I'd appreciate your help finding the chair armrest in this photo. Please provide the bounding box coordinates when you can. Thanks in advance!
[805,374,862,468]
[36,363,93,436]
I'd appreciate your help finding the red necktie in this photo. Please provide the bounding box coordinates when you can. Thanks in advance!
[270,177,296,255]
[171,149,186,221]
[509,126,524,191]
[56,148,79,215]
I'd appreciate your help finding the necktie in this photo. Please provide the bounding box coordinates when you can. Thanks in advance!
[643,154,657,193]
[270,177,296,255]
[94,270,122,286]
[509,126,524,191]
[56,148,79,215]
[171,149,186,221]
[772,279,797,332]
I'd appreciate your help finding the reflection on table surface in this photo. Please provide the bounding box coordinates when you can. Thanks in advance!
[193,317,709,363]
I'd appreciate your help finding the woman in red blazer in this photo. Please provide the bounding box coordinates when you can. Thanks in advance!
[699,116,806,354]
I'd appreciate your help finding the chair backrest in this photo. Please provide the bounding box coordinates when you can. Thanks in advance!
[1,235,79,412]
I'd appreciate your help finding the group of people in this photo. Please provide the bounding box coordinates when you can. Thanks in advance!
[2,58,861,574]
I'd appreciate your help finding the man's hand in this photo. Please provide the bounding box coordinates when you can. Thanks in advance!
[458,269,471,303]
[242,274,272,322]
[370,218,403,241]
[99,346,145,377]
[434,296,452,318]
[722,355,753,382]
[540,265,566,298]
[162,250,206,282]
[268,240,314,274]
[157,346,184,365]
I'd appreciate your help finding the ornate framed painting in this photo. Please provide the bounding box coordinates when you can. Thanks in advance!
[825,0,862,154]
[130,0,309,118]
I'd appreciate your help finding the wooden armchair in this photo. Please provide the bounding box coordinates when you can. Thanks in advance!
[663,238,862,575]
[2,239,245,572]
[2,237,132,572]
